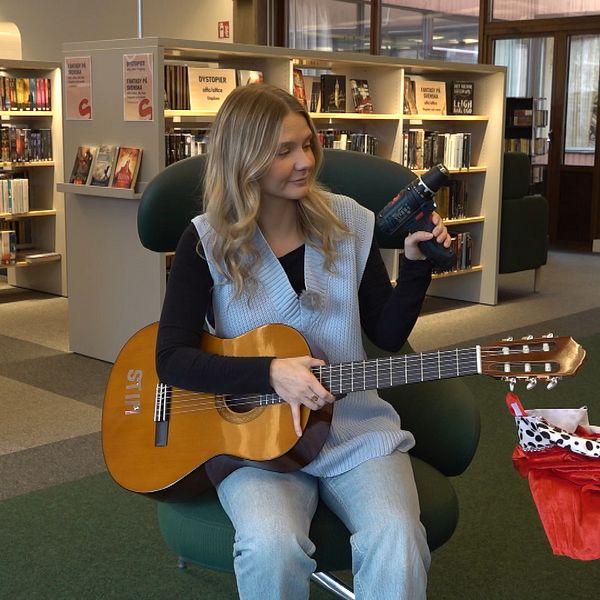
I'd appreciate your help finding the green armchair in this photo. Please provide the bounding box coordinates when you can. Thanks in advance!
[499,152,549,291]
[138,149,480,597]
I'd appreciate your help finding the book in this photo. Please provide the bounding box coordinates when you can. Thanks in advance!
[187,68,237,112]
[448,81,474,115]
[349,79,373,113]
[89,144,118,187]
[309,79,321,113]
[403,77,417,115]
[237,70,264,86]
[414,80,447,115]
[69,145,97,185]
[320,74,346,113]
[512,108,533,127]
[110,147,142,189]
[292,68,308,110]
[1,230,16,264]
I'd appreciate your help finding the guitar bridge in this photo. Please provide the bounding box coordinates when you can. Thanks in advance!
[154,383,171,447]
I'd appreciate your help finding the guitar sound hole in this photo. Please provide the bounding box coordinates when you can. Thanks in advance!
[224,395,254,414]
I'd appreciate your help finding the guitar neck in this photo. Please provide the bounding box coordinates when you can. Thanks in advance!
[313,346,481,395]
[255,346,481,407]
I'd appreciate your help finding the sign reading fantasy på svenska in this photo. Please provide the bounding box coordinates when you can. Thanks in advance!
[414,80,447,115]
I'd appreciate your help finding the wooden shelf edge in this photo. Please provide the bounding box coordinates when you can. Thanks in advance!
[57,182,143,200]
[310,113,403,120]
[0,110,54,118]
[1,209,57,220]
[0,161,55,169]
[444,216,485,226]
[413,166,487,175]
[165,111,488,122]
[432,265,482,279]
[5,256,62,268]
[404,114,488,122]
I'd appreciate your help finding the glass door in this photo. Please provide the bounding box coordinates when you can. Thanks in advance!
[494,37,553,198]
[494,32,600,248]
[556,34,600,245]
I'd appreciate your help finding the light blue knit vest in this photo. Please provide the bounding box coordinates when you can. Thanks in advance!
[192,193,414,477]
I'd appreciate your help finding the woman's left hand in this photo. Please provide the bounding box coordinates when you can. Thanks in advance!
[403,211,451,261]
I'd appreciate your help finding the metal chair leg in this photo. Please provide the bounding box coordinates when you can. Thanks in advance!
[311,571,355,599]
[534,266,542,292]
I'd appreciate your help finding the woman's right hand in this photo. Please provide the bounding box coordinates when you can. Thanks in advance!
[269,356,335,437]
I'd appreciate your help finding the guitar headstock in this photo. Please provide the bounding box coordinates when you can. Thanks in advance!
[480,334,586,390]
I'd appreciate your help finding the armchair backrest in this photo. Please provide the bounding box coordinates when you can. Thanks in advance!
[502,151,531,199]
[138,149,480,477]
[499,152,549,274]
[138,149,416,253]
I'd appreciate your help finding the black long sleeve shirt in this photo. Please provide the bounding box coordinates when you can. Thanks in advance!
[156,223,432,394]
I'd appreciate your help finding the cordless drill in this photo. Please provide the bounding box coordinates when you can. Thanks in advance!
[376,164,457,271]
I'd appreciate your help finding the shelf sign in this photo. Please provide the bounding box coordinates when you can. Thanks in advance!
[218,21,230,39]
[123,53,154,121]
[65,56,92,120]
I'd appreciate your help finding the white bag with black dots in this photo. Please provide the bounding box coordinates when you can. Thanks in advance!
[515,407,600,459]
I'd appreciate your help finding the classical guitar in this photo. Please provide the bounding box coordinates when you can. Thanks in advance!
[102,322,585,501]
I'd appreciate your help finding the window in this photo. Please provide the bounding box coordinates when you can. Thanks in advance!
[287,0,371,53]
[492,0,600,21]
[380,1,479,63]
[287,0,480,62]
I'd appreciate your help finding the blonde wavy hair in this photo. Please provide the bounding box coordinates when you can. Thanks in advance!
[202,83,349,297]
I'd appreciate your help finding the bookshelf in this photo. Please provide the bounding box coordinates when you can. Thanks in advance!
[505,96,549,192]
[60,38,505,362]
[1,60,66,295]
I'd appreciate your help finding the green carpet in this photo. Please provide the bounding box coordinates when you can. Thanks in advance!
[2,334,600,599]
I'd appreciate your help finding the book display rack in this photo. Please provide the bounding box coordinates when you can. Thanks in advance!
[60,38,505,362]
[0,60,65,296]
[505,96,549,191]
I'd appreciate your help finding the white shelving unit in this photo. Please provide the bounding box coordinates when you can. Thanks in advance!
[1,60,66,296]
[60,38,505,362]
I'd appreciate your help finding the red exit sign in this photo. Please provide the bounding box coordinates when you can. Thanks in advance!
[218,21,230,39]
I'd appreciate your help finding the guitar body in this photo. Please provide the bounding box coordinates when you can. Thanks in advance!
[102,323,333,500]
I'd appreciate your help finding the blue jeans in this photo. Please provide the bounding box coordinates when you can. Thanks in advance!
[216,450,430,599]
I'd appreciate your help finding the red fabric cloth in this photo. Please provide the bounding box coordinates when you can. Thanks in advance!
[512,438,600,560]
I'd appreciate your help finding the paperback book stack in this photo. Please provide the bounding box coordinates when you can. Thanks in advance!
[165,129,208,165]
[403,130,472,171]
[69,145,142,190]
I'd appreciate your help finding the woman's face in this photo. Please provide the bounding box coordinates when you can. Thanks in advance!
[259,112,316,204]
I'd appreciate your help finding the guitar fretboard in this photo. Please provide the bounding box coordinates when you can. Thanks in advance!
[257,346,481,406]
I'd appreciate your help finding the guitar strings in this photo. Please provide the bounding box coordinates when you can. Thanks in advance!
[153,347,553,416]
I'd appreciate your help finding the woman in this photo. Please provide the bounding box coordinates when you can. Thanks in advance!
[157,83,451,599]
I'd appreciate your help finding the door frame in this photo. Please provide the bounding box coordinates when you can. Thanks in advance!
[482,14,600,247]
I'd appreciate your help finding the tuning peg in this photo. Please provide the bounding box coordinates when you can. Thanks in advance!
[526,377,538,390]
[542,333,555,338]
[502,336,513,342]
[546,377,559,390]
[522,335,534,340]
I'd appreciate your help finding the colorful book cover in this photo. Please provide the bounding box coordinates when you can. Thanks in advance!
[110,147,142,189]
[320,74,346,113]
[292,68,307,110]
[89,144,118,187]
[403,77,417,115]
[237,70,264,86]
[69,145,97,185]
[349,79,374,113]
[448,81,474,115]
